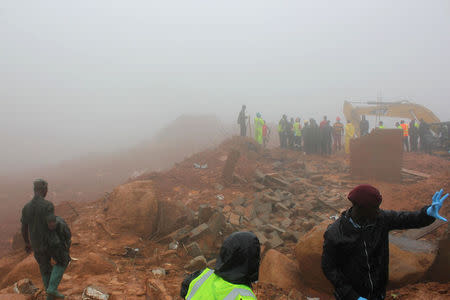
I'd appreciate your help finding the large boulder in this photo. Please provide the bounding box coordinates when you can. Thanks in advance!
[0,256,40,289]
[295,220,436,294]
[294,221,333,294]
[259,249,302,291]
[105,180,159,236]
[388,243,434,289]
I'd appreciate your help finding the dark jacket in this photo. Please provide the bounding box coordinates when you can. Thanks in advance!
[21,196,55,252]
[180,232,260,299]
[46,216,72,266]
[322,206,434,300]
[360,120,369,136]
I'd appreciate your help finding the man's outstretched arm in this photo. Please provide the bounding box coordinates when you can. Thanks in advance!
[385,189,447,231]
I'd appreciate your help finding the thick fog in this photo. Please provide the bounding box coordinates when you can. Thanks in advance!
[1,0,449,173]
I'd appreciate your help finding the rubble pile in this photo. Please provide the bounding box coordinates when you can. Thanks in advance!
[0,136,448,299]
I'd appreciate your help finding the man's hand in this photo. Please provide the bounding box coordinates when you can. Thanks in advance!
[427,189,448,222]
[25,243,32,254]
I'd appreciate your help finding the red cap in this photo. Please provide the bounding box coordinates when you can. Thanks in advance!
[336,117,341,121]
[348,184,382,207]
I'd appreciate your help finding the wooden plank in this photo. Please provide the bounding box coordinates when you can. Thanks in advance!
[401,168,431,179]
[402,219,446,240]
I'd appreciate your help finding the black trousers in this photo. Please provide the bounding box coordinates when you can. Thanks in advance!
[240,124,247,137]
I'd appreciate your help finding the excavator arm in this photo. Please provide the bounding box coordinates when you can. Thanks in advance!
[343,100,440,137]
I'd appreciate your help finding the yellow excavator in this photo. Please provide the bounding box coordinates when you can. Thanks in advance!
[343,100,440,136]
[343,100,449,153]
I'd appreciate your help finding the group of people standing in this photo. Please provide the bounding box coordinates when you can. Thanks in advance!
[239,106,442,156]
[276,114,357,156]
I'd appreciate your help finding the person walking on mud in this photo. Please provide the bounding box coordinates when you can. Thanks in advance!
[322,185,448,300]
[21,180,69,299]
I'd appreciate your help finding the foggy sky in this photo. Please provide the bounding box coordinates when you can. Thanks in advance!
[1,0,449,172]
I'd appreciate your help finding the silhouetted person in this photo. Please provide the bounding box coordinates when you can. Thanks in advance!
[333,117,344,152]
[419,119,432,154]
[360,115,369,136]
[400,120,410,152]
[409,119,419,152]
[21,180,55,296]
[278,115,289,148]
[237,105,247,137]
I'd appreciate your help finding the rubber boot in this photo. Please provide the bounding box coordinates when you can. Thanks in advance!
[42,273,51,290]
[46,265,66,299]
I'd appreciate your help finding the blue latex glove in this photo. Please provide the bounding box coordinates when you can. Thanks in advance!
[427,189,448,222]
[357,297,367,300]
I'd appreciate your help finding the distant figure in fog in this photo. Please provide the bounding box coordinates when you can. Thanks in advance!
[360,115,369,136]
[237,105,248,137]
[333,117,344,152]
[344,120,355,154]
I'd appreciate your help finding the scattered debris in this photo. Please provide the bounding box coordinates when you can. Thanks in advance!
[122,247,140,258]
[82,286,109,300]
[193,163,208,169]
[152,268,166,277]
[13,279,38,295]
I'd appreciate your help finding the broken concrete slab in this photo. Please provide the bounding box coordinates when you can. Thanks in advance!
[281,230,299,243]
[265,231,284,249]
[251,218,264,228]
[189,223,209,240]
[254,201,272,215]
[186,242,203,257]
[266,224,286,234]
[232,197,247,207]
[252,182,266,191]
[233,205,246,216]
[254,169,266,182]
[280,218,293,229]
[198,204,214,224]
[265,174,290,187]
[207,211,226,236]
[310,175,323,182]
[263,192,282,202]
[222,149,241,186]
[275,203,289,212]
[254,231,268,245]
[229,213,241,226]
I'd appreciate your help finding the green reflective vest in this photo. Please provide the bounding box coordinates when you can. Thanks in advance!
[186,268,256,300]
[293,122,302,136]
[254,117,264,145]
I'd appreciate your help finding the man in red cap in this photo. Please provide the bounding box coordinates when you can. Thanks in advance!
[322,185,448,300]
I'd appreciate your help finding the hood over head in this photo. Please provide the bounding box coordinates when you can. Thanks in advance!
[214,232,261,287]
